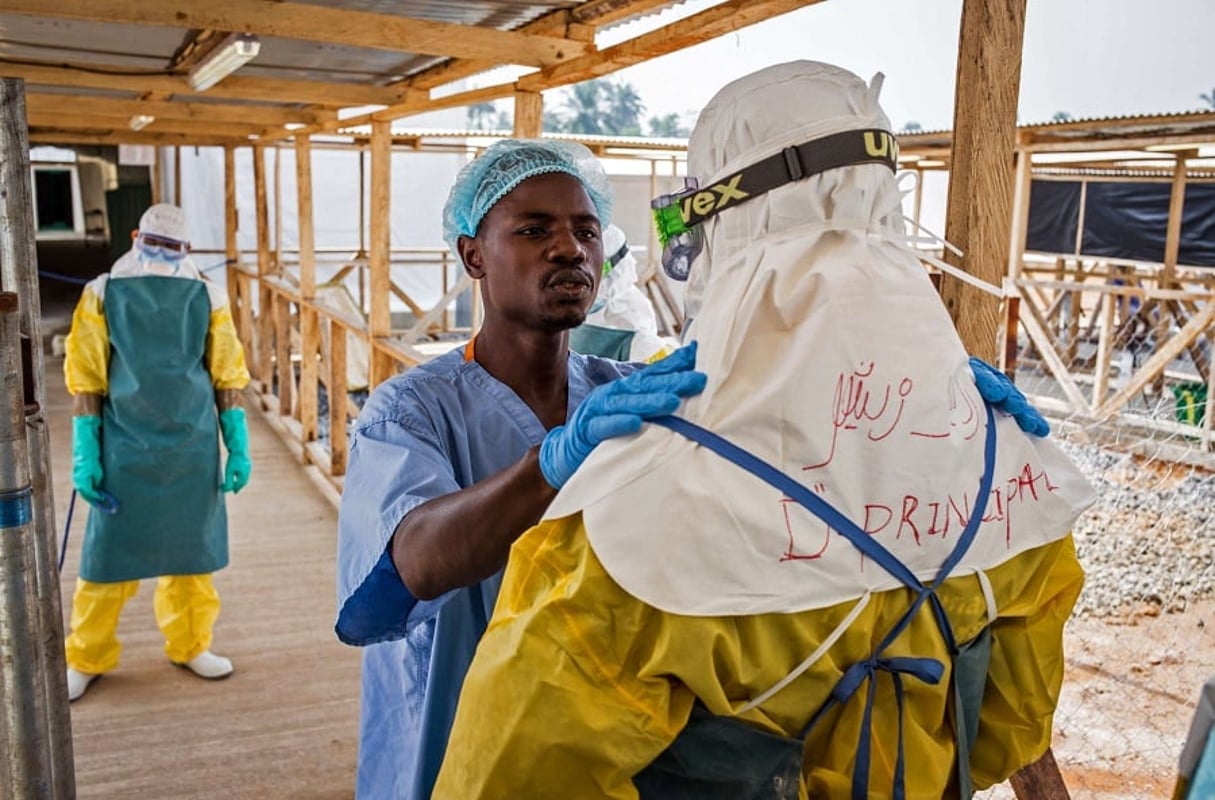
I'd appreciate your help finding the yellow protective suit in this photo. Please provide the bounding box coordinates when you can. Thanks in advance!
[63,270,248,673]
[434,514,1083,800]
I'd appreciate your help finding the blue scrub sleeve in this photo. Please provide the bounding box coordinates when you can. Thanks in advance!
[336,549,418,645]
[336,414,462,645]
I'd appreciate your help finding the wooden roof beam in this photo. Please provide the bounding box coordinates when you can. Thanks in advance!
[0,61,407,106]
[26,93,333,126]
[27,111,276,139]
[329,0,815,131]
[399,0,675,92]
[517,0,820,90]
[29,128,242,147]
[1,0,591,67]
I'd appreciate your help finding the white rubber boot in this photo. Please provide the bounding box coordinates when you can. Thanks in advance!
[66,668,98,702]
[179,650,234,680]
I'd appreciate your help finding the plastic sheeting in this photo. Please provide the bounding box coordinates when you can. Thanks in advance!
[1026,179,1215,267]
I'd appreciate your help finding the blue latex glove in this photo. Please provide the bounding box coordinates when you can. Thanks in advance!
[969,357,1050,437]
[71,415,113,510]
[219,407,253,493]
[540,342,708,489]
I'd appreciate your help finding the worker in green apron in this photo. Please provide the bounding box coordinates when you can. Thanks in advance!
[568,224,676,363]
[62,203,252,702]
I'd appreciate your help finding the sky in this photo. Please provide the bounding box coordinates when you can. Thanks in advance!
[476,0,1215,133]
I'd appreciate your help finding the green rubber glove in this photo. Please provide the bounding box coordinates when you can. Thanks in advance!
[72,415,107,508]
[218,407,252,494]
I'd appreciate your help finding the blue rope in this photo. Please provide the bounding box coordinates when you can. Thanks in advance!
[38,269,92,286]
[60,488,120,571]
[59,489,75,570]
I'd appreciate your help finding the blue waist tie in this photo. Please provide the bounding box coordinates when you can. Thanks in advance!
[653,404,997,800]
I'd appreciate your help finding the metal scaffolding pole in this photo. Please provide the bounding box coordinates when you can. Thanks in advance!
[0,77,75,799]
[0,292,52,798]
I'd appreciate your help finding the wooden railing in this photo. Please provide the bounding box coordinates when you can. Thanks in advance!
[1008,253,1215,460]
[227,246,478,494]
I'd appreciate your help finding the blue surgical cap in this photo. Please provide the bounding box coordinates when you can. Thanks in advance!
[442,139,614,263]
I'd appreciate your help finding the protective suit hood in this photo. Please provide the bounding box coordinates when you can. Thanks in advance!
[545,61,1095,617]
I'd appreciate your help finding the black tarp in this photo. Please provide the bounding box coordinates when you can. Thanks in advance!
[1026,178,1215,267]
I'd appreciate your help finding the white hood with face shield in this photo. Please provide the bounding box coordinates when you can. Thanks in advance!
[545,61,1094,616]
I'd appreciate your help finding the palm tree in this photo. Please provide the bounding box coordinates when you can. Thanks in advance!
[563,81,605,134]
[603,81,645,136]
[466,102,498,131]
[1201,88,1215,109]
[648,113,688,138]
[1051,110,1072,122]
[902,120,923,133]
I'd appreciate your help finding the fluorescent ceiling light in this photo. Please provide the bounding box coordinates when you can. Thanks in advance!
[189,33,260,92]
[917,159,947,168]
[129,115,155,131]
[284,122,307,131]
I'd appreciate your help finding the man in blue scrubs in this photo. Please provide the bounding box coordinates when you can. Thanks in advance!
[334,140,706,799]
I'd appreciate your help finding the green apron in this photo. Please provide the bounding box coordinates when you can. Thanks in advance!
[569,322,635,361]
[80,275,228,582]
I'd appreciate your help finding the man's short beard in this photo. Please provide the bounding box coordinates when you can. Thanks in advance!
[539,307,587,332]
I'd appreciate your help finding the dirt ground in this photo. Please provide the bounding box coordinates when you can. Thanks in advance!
[978,600,1213,799]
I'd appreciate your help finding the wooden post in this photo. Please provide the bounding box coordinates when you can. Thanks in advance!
[1154,150,1193,393]
[944,2,1070,792]
[912,168,925,232]
[1092,290,1117,406]
[1010,749,1071,800]
[0,76,76,800]
[273,145,283,275]
[150,146,161,205]
[296,135,318,444]
[223,146,252,360]
[648,158,659,277]
[939,0,1027,362]
[275,293,294,417]
[1161,150,1194,288]
[173,145,182,206]
[328,319,348,476]
[513,90,543,138]
[253,144,273,393]
[368,119,394,387]
[1001,145,1032,374]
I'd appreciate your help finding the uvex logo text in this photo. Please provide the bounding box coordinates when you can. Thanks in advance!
[679,174,748,223]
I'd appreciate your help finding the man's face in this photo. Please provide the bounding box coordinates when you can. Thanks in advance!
[459,172,603,332]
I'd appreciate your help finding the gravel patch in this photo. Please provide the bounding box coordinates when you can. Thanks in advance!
[1056,439,1215,617]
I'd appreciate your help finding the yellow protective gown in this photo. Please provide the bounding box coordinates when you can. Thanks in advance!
[434,514,1083,800]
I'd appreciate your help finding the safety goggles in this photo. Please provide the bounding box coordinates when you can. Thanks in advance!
[135,232,189,262]
[602,239,631,277]
[650,128,900,281]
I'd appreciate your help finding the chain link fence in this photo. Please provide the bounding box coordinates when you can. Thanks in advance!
[978,256,1214,798]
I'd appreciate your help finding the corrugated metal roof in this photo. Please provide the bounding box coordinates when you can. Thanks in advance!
[3,1,816,145]
[335,125,688,151]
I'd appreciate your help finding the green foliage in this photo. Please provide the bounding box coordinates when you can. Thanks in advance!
[648,113,690,138]
[544,78,648,136]
[466,102,501,131]
[1201,88,1215,109]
